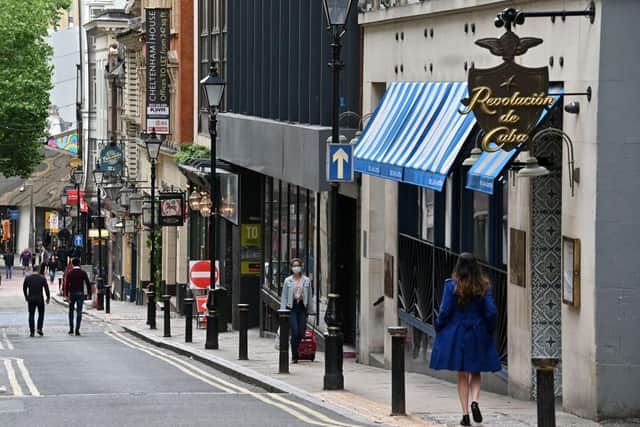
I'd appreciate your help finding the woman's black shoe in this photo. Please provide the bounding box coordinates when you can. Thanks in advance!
[471,401,483,423]
[460,414,471,426]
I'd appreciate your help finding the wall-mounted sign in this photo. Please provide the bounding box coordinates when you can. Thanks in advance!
[145,8,171,134]
[100,144,124,176]
[241,224,261,248]
[459,29,553,152]
[159,192,184,226]
[45,211,59,232]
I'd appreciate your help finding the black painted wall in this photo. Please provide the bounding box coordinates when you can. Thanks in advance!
[227,0,360,126]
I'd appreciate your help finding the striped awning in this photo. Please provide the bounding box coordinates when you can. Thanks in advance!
[354,81,475,190]
[466,88,563,195]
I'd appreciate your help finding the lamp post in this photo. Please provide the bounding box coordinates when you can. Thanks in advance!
[200,63,225,350]
[93,162,105,311]
[144,130,162,329]
[73,168,84,263]
[322,0,353,391]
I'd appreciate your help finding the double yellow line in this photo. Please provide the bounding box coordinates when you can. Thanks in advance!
[1,357,40,397]
[106,330,362,427]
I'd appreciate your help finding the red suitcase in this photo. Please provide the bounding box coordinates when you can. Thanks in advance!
[297,329,317,361]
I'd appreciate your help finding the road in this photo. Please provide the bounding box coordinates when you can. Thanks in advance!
[0,272,369,427]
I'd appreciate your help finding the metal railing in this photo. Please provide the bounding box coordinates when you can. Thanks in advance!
[398,233,508,365]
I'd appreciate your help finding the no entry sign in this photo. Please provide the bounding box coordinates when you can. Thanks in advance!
[188,260,220,290]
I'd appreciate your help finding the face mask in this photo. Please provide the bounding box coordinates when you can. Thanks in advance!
[292,266,302,274]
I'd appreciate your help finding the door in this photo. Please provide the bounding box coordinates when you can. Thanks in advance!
[336,194,358,345]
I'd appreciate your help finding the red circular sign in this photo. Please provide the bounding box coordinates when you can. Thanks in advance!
[189,261,219,289]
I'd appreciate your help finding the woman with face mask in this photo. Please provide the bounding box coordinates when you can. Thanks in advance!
[280,258,314,363]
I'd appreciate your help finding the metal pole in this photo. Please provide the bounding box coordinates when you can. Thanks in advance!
[148,159,157,330]
[184,297,193,343]
[389,326,407,416]
[238,304,249,360]
[29,185,35,252]
[163,294,171,337]
[97,187,105,311]
[323,30,344,391]
[533,358,558,427]
[76,180,81,263]
[278,309,290,374]
[205,109,219,349]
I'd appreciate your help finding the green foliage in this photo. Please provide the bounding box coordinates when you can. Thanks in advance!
[0,0,70,177]
[174,142,211,165]
[145,228,162,286]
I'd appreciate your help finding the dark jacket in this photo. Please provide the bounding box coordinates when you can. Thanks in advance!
[23,274,50,302]
[3,253,14,266]
[66,267,91,296]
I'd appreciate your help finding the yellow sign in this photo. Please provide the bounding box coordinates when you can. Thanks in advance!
[69,158,82,169]
[241,261,261,275]
[241,224,261,248]
[45,211,59,232]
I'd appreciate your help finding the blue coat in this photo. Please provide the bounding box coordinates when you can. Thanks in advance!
[429,279,501,372]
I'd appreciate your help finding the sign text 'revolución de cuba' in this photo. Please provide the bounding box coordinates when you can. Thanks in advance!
[459,28,551,152]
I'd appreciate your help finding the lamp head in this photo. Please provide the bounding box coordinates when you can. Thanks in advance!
[199,63,226,109]
[462,147,482,167]
[144,130,162,161]
[322,0,353,30]
[517,156,550,178]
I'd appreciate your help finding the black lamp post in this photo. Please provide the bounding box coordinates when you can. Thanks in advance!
[200,63,225,350]
[322,0,353,391]
[93,162,105,311]
[73,168,84,263]
[144,130,162,330]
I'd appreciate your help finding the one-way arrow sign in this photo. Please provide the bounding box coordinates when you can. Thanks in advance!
[327,143,354,182]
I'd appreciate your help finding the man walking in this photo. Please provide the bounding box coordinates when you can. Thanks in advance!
[3,250,14,279]
[65,258,91,336]
[23,264,50,337]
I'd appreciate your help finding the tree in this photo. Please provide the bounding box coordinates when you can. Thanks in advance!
[0,0,70,178]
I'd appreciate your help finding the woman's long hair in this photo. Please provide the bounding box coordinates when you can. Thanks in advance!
[452,252,489,305]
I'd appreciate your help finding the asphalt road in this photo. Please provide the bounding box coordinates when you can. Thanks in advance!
[0,273,368,427]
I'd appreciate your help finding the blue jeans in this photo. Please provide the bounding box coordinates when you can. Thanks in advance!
[49,270,55,283]
[289,301,307,360]
[5,265,11,279]
[69,293,84,332]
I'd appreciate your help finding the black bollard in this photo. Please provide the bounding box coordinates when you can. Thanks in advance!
[184,298,194,343]
[277,309,290,374]
[105,285,111,314]
[533,358,558,427]
[163,295,171,337]
[148,289,157,330]
[238,304,249,360]
[389,326,408,416]
[97,278,104,311]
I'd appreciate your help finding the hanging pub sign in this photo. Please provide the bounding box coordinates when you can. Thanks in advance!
[159,192,184,226]
[100,144,124,176]
[459,12,554,152]
[145,8,171,134]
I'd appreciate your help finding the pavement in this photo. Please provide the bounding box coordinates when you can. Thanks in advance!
[36,279,640,427]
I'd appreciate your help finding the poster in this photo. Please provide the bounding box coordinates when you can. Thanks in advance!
[145,8,171,134]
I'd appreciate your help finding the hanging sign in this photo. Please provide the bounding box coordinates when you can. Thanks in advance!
[66,189,89,213]
[145,8,171,134]
[100,144,124,176]
[459,28,553,152]
[159,192,184,226]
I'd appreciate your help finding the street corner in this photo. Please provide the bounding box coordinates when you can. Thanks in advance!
[315,391,445,427]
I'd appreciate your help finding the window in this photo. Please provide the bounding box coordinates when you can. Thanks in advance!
[473,191,490,262]
[420,188,435,242]
[89,64,97,110]
[198,0,227,119]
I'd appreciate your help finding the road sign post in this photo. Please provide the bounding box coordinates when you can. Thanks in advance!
[327,143,354,182]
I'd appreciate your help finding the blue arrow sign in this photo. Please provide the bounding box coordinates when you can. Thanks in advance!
[74,234,84,248]
[327,143,354,182]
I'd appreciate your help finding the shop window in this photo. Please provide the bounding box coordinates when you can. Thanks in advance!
[473,191,490,262]
[420,188,435,242]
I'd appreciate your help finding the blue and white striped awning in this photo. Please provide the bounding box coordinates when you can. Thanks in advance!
[466,87,563,195]
[354,81,475,189]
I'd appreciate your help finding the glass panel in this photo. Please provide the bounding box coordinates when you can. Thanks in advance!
[307,191,316,285]
[271,180,281,292]
[473,191,490,261]
[279,182,288,290]
[298,188,307,266]
[501,179,509,265]
[263,178,272,289]
[288,185,298,260]
[420,188,434,242]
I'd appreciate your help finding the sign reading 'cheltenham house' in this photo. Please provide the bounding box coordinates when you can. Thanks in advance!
[146,8,170,134]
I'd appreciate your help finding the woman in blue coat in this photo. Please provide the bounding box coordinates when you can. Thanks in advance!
[429,253,501,426]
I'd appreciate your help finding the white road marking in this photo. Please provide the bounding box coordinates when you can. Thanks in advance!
[3,359,23,397]
[106,330,361,427]
[1,329,14,350]
[14,358,40,397]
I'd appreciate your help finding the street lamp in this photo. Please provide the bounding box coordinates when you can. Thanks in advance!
[322,0,353,391]
[73,168,84,262]
[144,130,162,330]
[93,162,107,311]
[200,62,225,350]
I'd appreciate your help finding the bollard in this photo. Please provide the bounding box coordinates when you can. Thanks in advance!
[238,304,249,360]
[148,289,157,330]
[105,285,111,314]
[389,326,408,416]
[533,358,558,427]
[184,298,193,343]
[277,309,290,374]
[97,278,104,311]
[58,277,63,295]
[163,295,171,338]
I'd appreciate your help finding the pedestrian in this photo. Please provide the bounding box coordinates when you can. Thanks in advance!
[279,258,314,364]
[22,263,50,337]
[429,253,501,426]
[64,258,91,336]
[47,255,57,284]
[3,250,14,279]
[20,248,31,275]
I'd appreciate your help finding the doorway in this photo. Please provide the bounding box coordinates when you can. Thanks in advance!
[336,194,358,345]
